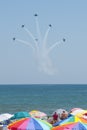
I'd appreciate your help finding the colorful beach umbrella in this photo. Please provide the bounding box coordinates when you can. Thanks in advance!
[52,122,87,130]
[70,108,83,113]
[53,115,87,128]
[70,109,87,119]
[8,117,52,130]
[70,109,85,116]
[29,110,47,119]
[53,115,80,126]
[10,111,30,120]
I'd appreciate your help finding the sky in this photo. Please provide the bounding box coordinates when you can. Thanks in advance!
[0,0,87,84]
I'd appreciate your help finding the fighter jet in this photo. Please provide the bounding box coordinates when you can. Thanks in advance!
[35,38,38,41]
[13,37,16,41]
[21,25,25,28]
[63,38,66,42]
[49,24,52,27]
[34,14,38,17]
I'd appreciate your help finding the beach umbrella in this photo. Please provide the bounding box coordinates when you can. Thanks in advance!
[52,122,87,130]
[29,110,47,119]
[53,115,80,126]
[70,108,83,113]
[53,115,87,127]
[70,109,85,115]
[8,117,53,130]
[70,108,85,116]
[70,109,87,119]
[70,108,83,112]
[10,111,30,120]
[0,113,13,122]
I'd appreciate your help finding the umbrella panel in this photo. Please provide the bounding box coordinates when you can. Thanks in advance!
[52,122,87,130]
[8,117,52,130]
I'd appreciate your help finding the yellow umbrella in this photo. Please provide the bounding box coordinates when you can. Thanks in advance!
[71,109,87,118]
[29,110,47,119]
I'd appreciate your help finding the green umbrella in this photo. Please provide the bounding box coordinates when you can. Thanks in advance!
[10,111,30,120]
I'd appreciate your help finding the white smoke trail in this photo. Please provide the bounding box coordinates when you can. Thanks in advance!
[15,38,35,51]
[35,15,42,44]
[46,40,63,55]
[22,26,39,52]
[37,52,56,75]
[43,26,51,50]
[35,25,55,75]
[37,39,63,75]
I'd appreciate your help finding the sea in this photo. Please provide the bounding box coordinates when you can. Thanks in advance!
[0,84,87,115]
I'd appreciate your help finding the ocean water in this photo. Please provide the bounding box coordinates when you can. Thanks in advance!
[0,84,87,115]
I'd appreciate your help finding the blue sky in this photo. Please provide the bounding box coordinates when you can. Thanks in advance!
[0,0,87,84]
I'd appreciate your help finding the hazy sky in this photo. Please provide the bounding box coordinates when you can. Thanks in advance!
[0,0,87,84]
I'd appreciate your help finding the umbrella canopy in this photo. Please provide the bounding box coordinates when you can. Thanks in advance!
[29,110,47,119]
[70,109,85,116]
[53,115,87,127]
[70,108,83,113]
[52,122,87,130]
[0,113,13,122]
[70,109,87,119]
[10,111,30,120]
[53,115,80,126]
[8,117,53,130]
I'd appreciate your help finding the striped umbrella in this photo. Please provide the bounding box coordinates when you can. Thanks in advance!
[52,122,87,130]
[8,117,52,130]
[53,115,87,127]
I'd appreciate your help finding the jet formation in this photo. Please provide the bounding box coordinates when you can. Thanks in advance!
[13,13,66,43]
[12,13,66,75]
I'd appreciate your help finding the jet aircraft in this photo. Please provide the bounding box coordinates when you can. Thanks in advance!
[63,38,66,42]
[49,24,52,27]
[21,25,25,28]
[13,37,16,41]
[34,14,38,17]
